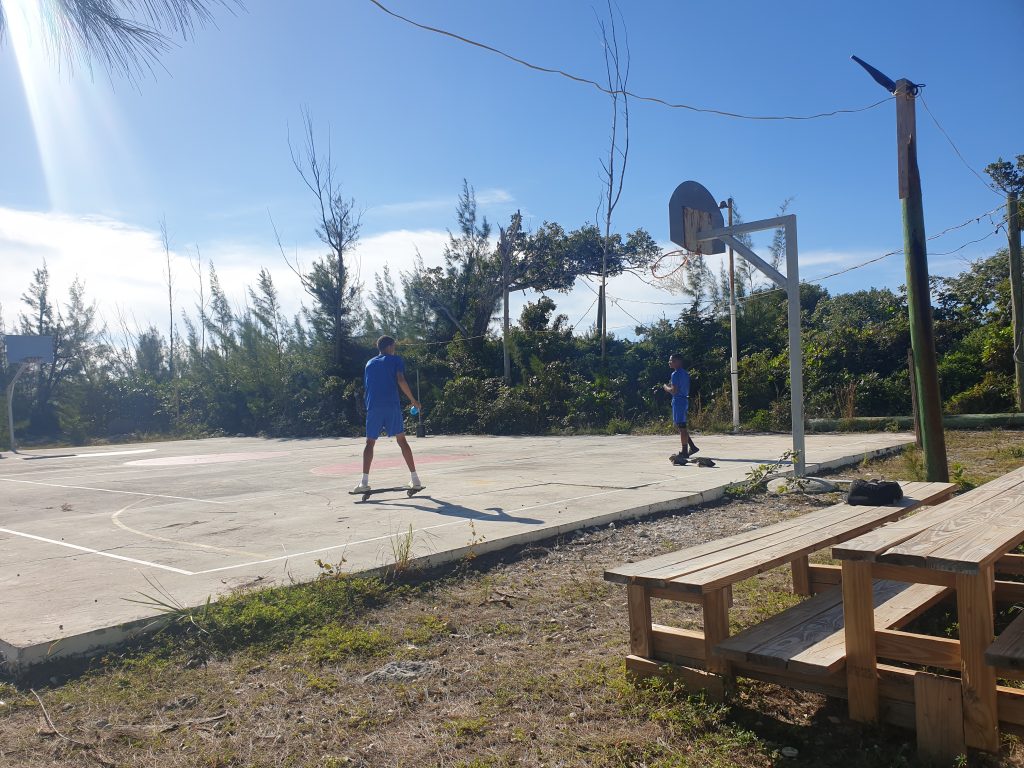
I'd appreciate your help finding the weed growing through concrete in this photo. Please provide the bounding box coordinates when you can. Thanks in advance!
[725,450,798,497]
[389,524,416,576]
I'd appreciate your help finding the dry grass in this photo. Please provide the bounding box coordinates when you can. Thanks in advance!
[1,430,1023,767]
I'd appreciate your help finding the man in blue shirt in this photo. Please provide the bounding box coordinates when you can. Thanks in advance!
[662,353,699,460]
[354,335,423,493]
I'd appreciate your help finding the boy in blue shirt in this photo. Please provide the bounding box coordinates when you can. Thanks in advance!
[662,353,699,460]
[354,335,423,493]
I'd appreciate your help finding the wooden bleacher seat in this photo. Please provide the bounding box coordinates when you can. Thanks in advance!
[986,610,1024,670]
[716,580,950,676]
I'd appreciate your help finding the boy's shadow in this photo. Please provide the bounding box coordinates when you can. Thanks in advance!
[360,494,544,525]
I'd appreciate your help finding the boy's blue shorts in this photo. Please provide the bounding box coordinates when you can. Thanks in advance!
[366,406,405,438]
[672,400,689,428]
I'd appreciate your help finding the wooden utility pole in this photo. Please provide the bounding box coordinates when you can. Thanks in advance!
[853,56,947,481]
[895,78,948,482]
[1007,191,1023,410]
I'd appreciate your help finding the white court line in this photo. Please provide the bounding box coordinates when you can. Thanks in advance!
[191,481,665,575]
[0,527,194,575]
[111,499,269,559]
[0,478,227,504]
[77,449,157,457]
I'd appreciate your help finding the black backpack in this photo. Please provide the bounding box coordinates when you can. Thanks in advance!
[847,479,903,506]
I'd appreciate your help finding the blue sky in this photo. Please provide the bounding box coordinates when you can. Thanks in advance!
[1,0,1020,341]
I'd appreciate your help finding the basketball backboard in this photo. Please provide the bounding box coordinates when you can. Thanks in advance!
[4,335,54,364]
[668,181,726,254]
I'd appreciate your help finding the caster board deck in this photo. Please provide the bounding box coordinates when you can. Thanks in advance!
[349,486,426,502]
[669,454,716,467]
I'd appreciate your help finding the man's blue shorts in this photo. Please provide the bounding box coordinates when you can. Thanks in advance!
[366,406,405,438]
[672,399,689,428]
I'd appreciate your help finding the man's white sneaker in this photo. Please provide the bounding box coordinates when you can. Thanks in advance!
[406,482,425,491]
[352,483,371,493]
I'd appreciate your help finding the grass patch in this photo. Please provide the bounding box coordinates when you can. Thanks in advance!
[305,624,394,663]
[124,573,400,670]
[403,614,456,645]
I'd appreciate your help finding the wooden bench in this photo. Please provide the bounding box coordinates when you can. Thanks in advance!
[834,464,1024,755]
[607,482,957,598]
[604,481,957,695]
[717,580,949,675]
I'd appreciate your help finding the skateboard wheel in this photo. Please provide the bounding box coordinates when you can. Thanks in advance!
[361,493,371,501]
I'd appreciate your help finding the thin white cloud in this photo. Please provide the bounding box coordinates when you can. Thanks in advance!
[4,206,946,348]
[368,188,514,218]
[0,207,453,338]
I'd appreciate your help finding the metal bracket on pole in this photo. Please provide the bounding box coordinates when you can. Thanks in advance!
[698,215,806,477]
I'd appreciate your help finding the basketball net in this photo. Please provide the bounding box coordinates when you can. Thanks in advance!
[650,247,699,281]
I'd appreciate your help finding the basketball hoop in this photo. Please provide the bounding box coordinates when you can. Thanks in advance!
[650,247,696,281]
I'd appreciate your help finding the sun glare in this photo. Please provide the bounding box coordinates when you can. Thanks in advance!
[5,0,137,212]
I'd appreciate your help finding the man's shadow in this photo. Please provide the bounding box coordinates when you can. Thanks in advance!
[358,494,544,525]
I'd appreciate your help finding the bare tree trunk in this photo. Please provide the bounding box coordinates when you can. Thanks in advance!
[596,2,630,362]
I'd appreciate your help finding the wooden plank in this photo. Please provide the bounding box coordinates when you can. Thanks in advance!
[844,561,880,723]
[684,502,913,593]
[733,664,848,699]
[605,482,953,586]
[915,673,966,765]
[835,471,1024,563]
[876,629,961,669]
[646,586,704,604]
[604,509,817,583]
[650,625,706,663]
[986,606,1024,669]
[994,579,1024,604]
[643,500,894,585]
[923,505,1024,573]
[675,484,957,593]
[791,555,811,595]
[884,468,1024,570]
[958,566,1000,752]
[996,553,1024,576]
[870,577,951,629]
[627,584,652,658]
[807,563,841,592]
[867,561,956,587]
[998,684,1024,727]
[716,586,845,668]
[715,581,948,676]
[624,655,726,701]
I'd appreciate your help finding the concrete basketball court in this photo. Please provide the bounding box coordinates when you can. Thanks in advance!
[0,432,913,675]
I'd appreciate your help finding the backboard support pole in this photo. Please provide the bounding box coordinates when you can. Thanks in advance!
[6,362,30,454]
[702,215,805,477]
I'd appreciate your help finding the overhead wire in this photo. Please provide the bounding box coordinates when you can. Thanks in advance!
[919,93,1003,198]
[368,0,894,122]
[721,204,1011,302]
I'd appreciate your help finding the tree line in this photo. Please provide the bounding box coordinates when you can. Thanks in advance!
[1,173,1020,447]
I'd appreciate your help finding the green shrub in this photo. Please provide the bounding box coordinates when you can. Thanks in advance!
[946,371,1015,414]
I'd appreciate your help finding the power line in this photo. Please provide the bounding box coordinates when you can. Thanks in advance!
[929,226,1005,257]
[368,0,894,122]
[918,93,1002,198]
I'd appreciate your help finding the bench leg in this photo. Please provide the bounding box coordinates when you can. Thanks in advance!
[914,672,965,763]
[957,566,999,752]
[792,555,811,596]
[627,584,653,658]
[702,587,733,694]
[843,560,879,723]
